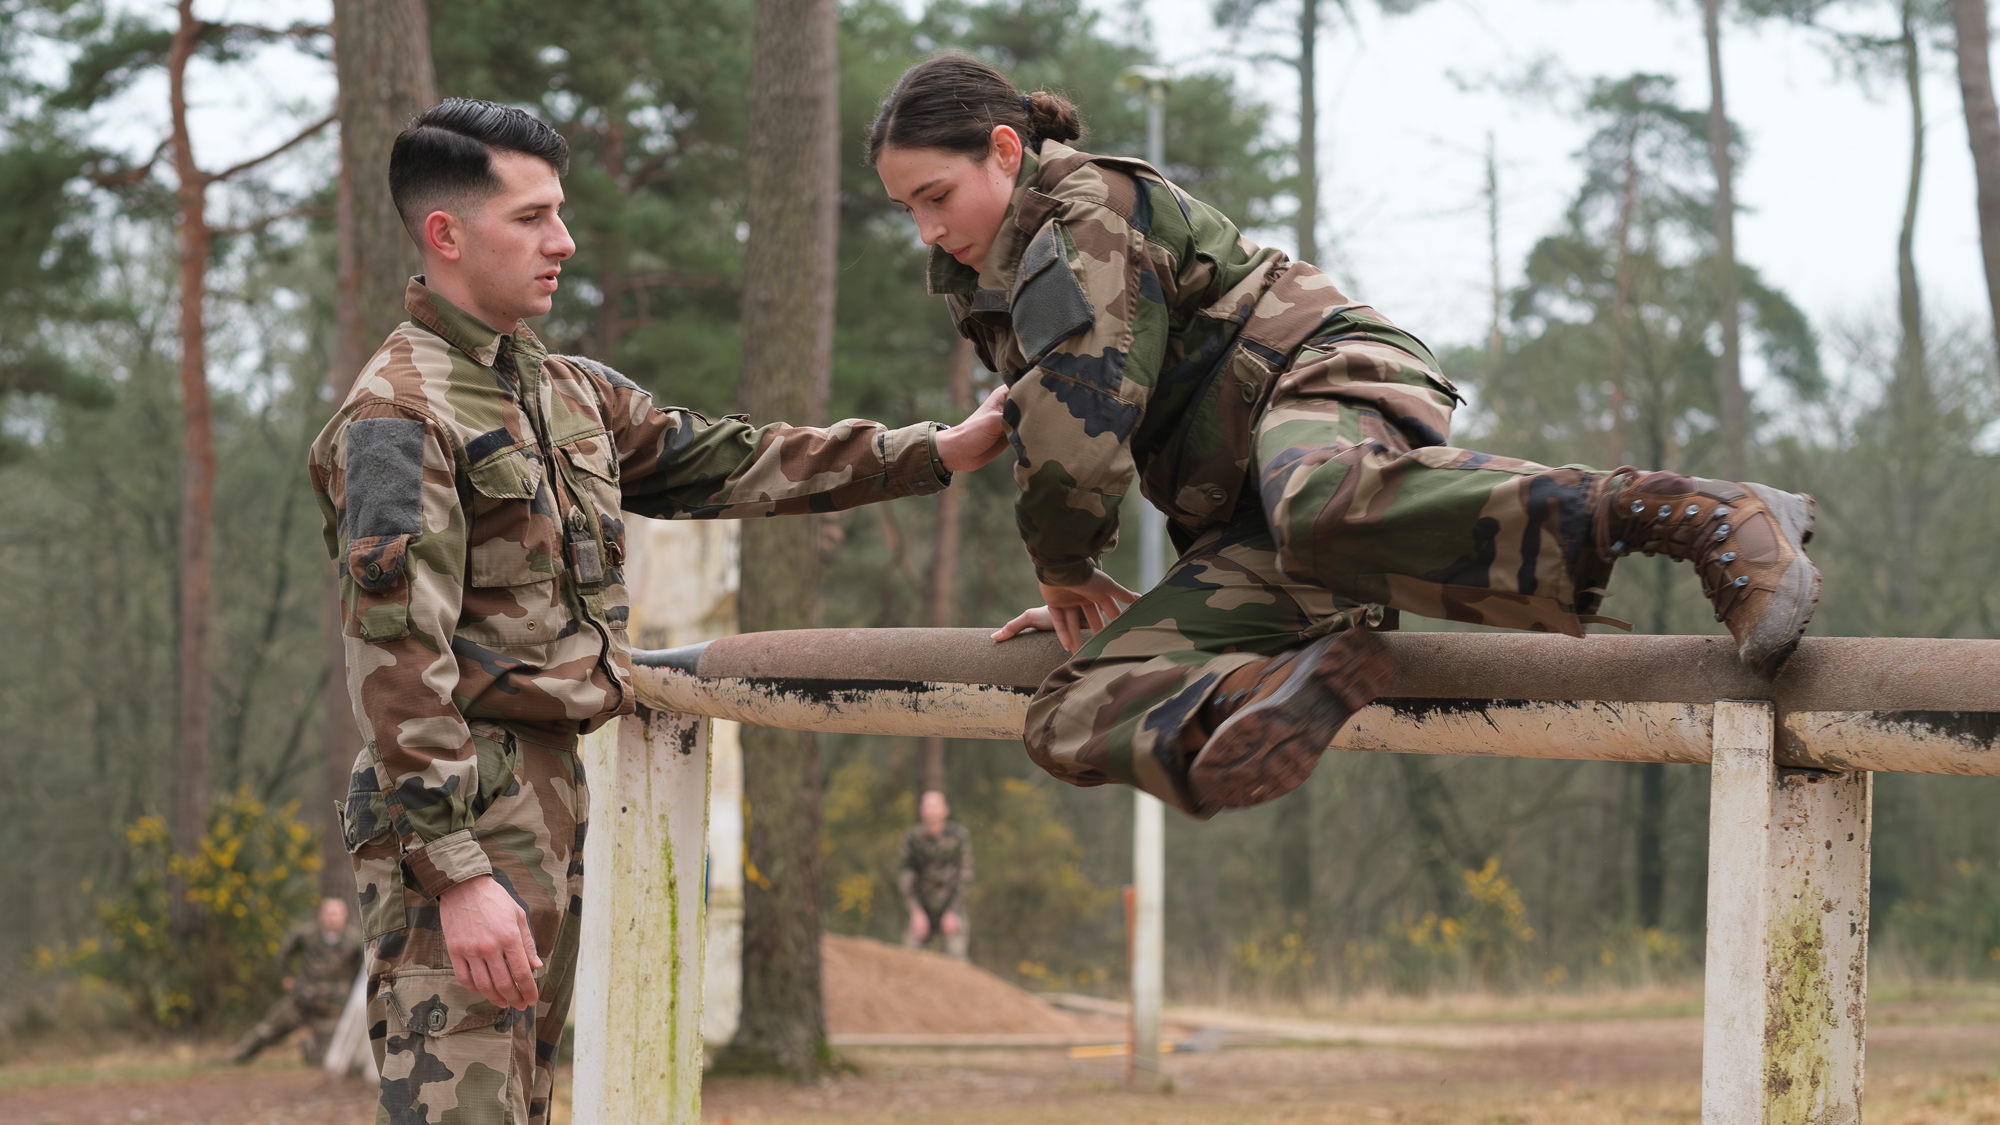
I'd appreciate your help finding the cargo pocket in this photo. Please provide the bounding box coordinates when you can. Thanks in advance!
[463,448,567,650]
[344,533,412,643]
[383,969,513,1037]
[338,748,406,940]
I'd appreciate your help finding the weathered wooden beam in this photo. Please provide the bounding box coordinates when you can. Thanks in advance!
[634,631,2000,775]
[573,708,712,1125]
[1700,701,1871,1124]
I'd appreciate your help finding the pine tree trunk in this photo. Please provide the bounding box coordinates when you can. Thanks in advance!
[1951,0,2000,356]
[1896,0,1932,630]
[327,0,435,899]
[721,0,840,1081]
[168,0,214,936]
[1704,0,1747,479]
[1296,0,1319,266]
[915,338,974,796]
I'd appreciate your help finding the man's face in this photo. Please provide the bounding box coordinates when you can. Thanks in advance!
[424,149,575,329]
[919,790,949,834]
[320,897,348,933]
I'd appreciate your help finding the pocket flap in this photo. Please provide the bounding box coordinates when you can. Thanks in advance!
[467,449,543,500]
[559,435,618,483]
[347,534,410,592]
[1009,225,1095,363]
[384,969,510,1037]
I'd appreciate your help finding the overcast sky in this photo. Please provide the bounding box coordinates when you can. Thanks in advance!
[1134,0,1985,362]
[77,0,1989,367]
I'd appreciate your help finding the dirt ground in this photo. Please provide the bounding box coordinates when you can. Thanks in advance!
[4,994,1997,1125]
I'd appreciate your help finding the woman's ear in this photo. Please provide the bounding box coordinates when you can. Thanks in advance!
[989,125,1023,177]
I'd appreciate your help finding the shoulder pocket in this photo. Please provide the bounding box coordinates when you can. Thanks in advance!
[344,533,412,643]
[1010,224,1096,364]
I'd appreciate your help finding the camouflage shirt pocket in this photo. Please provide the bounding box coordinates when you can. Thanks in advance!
[345,533,412,643]
[465,448,560,588]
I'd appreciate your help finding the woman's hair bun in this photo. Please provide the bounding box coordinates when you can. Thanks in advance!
[1025,91,1082,144]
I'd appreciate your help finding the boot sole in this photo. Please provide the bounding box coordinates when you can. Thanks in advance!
[1741,485,1822,682]
[1189,629,1394,810]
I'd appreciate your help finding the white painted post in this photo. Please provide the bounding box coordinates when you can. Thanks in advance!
[1131,792,1165,1086]
[573,707,713,1125]
[1701,700,1872,1125]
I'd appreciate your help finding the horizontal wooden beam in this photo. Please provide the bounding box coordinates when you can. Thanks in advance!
[632,630,2000,775]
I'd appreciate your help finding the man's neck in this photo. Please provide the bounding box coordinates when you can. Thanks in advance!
[424,267,520,335]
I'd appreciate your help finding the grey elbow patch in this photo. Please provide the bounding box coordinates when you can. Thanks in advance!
[345,417,427,539]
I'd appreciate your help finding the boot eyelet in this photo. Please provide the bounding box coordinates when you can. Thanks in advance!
[1714,507,1730,519]
[1720,551,1737,563]
[1684,504,1700,517]
[1713,522,1731,541]
[1714,612,1724,621]
[1732,575,1749,588]
[1630,501,1645,514]
[1657,504,1672,519]
[1610,539,1625,554]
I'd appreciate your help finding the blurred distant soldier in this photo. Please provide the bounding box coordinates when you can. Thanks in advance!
[899,790,973,960]
[233,897,363,1065]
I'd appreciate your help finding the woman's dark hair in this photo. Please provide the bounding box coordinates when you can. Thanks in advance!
[389,98,571,238]
[866,52,1082,166]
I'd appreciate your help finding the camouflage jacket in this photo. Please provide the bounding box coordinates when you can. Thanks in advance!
[278,922,364,1007]
[897,822,973,915]
[930,141,1453,585]
[311,280,950,898]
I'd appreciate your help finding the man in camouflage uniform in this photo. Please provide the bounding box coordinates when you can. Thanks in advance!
[315,99,1007,1125]
[898,790,973,960]
[893,118,1817,819]
[233,897,365,1065]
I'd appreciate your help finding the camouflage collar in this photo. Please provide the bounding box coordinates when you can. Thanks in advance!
[404,277,546,369]
[923,143,1048,300]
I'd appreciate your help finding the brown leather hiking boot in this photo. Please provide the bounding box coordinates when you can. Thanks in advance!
[1184,628,1395,811]
[1596,469,1821,681]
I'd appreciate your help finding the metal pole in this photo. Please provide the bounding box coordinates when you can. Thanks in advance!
[1127,68,1171,1092]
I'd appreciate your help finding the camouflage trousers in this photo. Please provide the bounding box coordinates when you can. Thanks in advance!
[353,724,587,1125]
[236,990,341,1064]
[1025,342,1612,818]
[904,905,970,961]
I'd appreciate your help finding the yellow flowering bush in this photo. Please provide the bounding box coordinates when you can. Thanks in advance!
[38,787,322,1030]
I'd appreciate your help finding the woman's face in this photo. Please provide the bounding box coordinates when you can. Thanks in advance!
[878,125,1024,274]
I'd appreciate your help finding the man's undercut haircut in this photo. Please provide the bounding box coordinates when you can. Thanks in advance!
[389,98,572,241]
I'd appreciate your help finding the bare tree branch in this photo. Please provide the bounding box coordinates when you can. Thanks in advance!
[206,112,336,185]
[88,137,173,188]
[212,205,334,237]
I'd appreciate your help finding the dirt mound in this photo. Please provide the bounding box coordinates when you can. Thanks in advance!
[821,934,1111,1036]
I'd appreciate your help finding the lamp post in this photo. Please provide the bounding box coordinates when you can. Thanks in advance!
[1116,63,1171,1094]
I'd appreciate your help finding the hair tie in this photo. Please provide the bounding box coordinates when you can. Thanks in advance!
[1020,94,1035,129]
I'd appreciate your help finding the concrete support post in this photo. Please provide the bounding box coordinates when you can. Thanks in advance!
[1130,791,1166,1088]
[1701,701,1872,1124]
[573,707,713,1125]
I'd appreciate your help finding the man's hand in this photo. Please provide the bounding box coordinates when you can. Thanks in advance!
[941,911,963,938]
[934,384,1011,473]
[909,909,931,943]
[999,569,1142,653]
[439,874,543,1010]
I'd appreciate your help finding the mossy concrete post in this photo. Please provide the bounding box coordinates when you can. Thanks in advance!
[573,707,713,1125]
[1701,700,1872,1124]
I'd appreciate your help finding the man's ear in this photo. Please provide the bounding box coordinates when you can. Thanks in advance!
[423,210,464,262]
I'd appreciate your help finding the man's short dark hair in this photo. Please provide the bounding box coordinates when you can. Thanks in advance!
[389,98,571,241]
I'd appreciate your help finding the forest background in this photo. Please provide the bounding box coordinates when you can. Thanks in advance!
[3,0,2000,1046]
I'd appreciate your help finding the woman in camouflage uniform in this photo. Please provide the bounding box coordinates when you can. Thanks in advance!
[869,54,1823,819]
